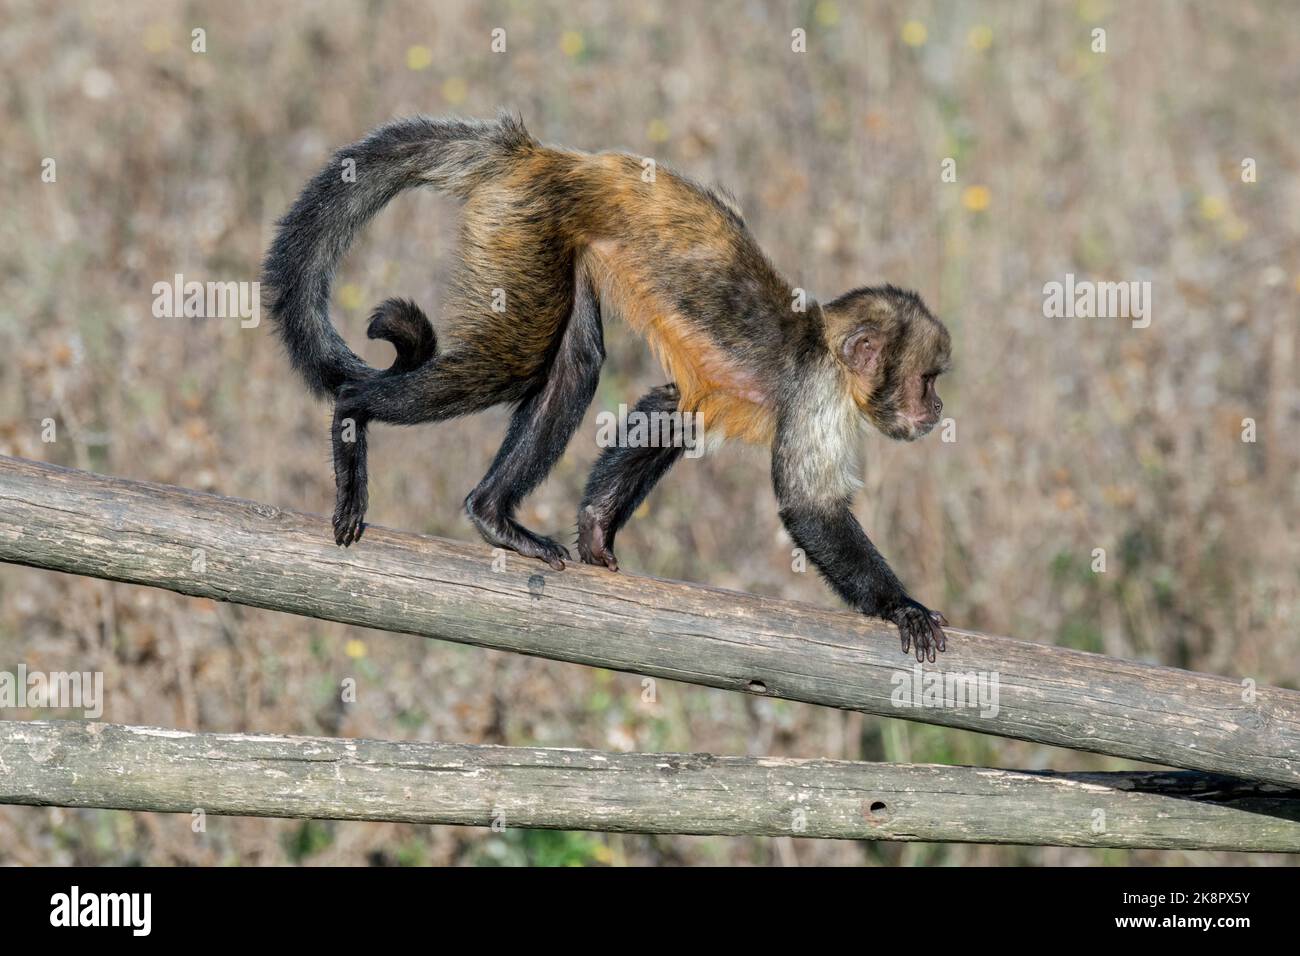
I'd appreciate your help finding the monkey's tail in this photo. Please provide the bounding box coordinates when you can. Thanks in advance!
[366,298,438,373]
[262,112,537,397]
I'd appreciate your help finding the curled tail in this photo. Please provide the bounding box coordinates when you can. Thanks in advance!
[262,113,536,397]
[367,298,438,373]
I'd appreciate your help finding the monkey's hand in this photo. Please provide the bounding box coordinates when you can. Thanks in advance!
[889,598,948,663]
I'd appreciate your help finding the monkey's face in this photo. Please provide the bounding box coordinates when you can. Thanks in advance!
[827,287,951,442]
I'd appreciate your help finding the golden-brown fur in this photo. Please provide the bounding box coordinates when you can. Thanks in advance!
[266,114,952,660]
[445,142,788,444]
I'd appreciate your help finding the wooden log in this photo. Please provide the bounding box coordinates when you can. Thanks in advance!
[0,455,1297,787]
[1,722,1297,851]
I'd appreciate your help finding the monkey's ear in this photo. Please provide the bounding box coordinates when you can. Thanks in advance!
[840,326,877,374]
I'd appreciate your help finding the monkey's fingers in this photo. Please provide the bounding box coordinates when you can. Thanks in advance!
[928,616,947,655]
[930,610,949,627]
[908,622,929,663]
[898,617,922,660]
[895,600,935,661]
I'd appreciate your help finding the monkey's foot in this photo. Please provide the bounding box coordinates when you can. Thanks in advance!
[332,485,367,547]
[467,505,570,571]
[576,506,619,571]
[330,394,369,548]
[891,598,948,663]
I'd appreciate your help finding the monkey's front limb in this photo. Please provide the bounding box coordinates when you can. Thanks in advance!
[770,414,947,661]
[777,501,947,662]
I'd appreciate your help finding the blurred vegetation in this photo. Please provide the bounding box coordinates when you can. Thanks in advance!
[0,0,1297,865]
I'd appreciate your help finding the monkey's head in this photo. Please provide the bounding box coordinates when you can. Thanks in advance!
[824,286,951,442]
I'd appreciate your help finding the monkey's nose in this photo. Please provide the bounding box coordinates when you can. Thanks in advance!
[932,398,943,415]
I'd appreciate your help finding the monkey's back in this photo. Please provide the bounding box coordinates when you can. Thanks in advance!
[450,141,803,442]
[573,151,800,442]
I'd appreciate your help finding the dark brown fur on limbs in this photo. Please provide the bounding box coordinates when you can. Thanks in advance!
[263,114,952,660]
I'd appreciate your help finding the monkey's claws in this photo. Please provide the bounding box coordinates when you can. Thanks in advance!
[891,598,948,663]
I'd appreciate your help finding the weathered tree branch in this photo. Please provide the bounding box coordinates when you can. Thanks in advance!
[0,455,1297,787]
[1,721,1297,851]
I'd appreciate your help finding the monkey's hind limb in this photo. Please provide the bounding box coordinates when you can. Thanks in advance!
[577,384,685,571]
[332,298,440,545]
[464,272,605,570]
[332,268,605,565]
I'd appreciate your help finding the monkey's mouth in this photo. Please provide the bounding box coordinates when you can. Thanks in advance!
[900,415,940,441]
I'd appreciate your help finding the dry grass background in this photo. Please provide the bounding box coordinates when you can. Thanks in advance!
[0,0,1297,865]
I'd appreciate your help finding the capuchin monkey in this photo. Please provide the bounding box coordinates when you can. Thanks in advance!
[263,114,952,661]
